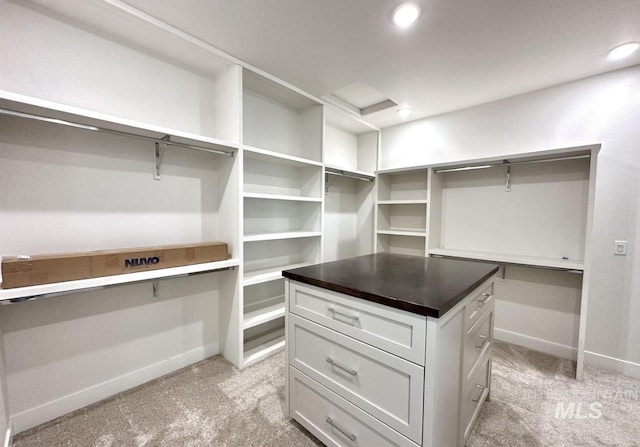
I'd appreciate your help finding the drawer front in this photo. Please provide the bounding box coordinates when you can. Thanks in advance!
[289,368,420,447]
[289,314,424,443]
[289,281,426,365]
[464,280,494,330]
[462,306,494,385]
[461,352,491,441]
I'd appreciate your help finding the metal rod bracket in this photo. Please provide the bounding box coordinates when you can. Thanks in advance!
[504,160,511,192]
[152,280,159,298]
[154,135,170,180]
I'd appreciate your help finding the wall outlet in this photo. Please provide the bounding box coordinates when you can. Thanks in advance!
[614,240,628,256]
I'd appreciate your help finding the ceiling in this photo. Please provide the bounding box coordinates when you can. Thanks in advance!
[25,0,640,129]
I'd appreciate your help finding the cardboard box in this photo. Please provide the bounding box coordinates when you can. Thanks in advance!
[91,242,228,277]
[1,252,93,289]
[1,242,229,289]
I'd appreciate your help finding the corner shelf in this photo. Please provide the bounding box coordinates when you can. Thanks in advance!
[0,258,241,303]
[377,230,427,237]
[242,298,285,330]
[244,145,322,167]
[243,193,322,203]
[243,327,286,367]
[243,263,311,287]
[243,232,322,243]
[377,200,428,205]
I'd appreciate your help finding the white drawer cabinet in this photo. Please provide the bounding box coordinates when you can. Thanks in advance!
[289,282,426,365]
[462,307,494,385]
[461,352,492,440]
[286,273,497,447]
[289,314,424,442]
[289,367,419,447]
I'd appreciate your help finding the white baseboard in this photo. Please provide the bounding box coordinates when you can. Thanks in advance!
[12,343,218,434]
[494,328,577,360]
[584,351,640,379]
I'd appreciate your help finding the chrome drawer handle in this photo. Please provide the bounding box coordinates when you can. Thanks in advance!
[326,417,357,441]
[472,384,486,403]
[478,293,492,307]
[328,306,360,325]
[475,335,489,350]
[327,357,358,376]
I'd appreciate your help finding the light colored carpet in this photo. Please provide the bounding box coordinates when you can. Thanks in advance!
[14,341,640,446]
[468,342,640,447]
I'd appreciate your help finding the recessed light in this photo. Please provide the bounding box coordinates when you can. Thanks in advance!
[607,42,640,61]
[392,3,421,29]
[397,107,412,119]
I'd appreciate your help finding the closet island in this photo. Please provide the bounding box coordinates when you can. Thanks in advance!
[283,253,498,447]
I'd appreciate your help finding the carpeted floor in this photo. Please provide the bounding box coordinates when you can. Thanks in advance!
[14,341,640,446]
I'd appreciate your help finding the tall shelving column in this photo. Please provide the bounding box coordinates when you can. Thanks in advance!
[240,70,324,367]
[323,105,379,261]
[375,167,429,257]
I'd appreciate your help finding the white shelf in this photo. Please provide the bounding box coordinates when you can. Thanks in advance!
[325,165,375,181]
[243,193,322,203]
[243,328,286,367]
[243,263,311,286]
[244,145,322,167]
[378,200,428,205]
[243,298,285,330]
[0,258,241,303]
[377,230,427,237]
[243,231,322,243]
[0,90,240,154]
[428,248,584,271]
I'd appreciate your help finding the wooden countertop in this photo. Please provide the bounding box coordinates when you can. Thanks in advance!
[282,253,498,318]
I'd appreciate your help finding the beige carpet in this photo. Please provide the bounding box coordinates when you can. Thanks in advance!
[14,342,640,446]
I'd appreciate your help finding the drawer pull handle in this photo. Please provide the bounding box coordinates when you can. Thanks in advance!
[478,293,492,307]
[326,417,357,441]
[327,357,358,376]
[475,335,489,349]
[472,384,486,403]
[328,306,360,325]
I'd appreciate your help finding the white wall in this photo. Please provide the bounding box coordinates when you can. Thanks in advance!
[0,0,223,138]
[0,0,238,432]
[381,66,640,374]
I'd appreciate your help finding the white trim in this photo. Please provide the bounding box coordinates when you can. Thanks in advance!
[494,328,577,360]
[3,425,11,447]
[584,351,640,379]
[11,344,218,433]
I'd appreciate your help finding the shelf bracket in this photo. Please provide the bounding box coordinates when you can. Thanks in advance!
[152,280,159,298]
[504,160,511,192]
[325,173,339,194]
[501,264,507,281]
[154,135,170,180]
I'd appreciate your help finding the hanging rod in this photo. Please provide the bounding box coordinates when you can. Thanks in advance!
[0,266,236,305]
[325,167,375,182]
[0,108,235,157]
[433,154,590,173]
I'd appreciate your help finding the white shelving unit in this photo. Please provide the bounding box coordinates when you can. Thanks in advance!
[427,146,598,378]
[0,74,246,431]
[375,168,429,257]
[372,148,598,378]
[323,105,379,262]
[240,70,324,367]
[0,91,242,303]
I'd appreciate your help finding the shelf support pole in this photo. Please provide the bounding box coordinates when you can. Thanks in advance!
[154,135,170,180]
[504,161,511,192]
